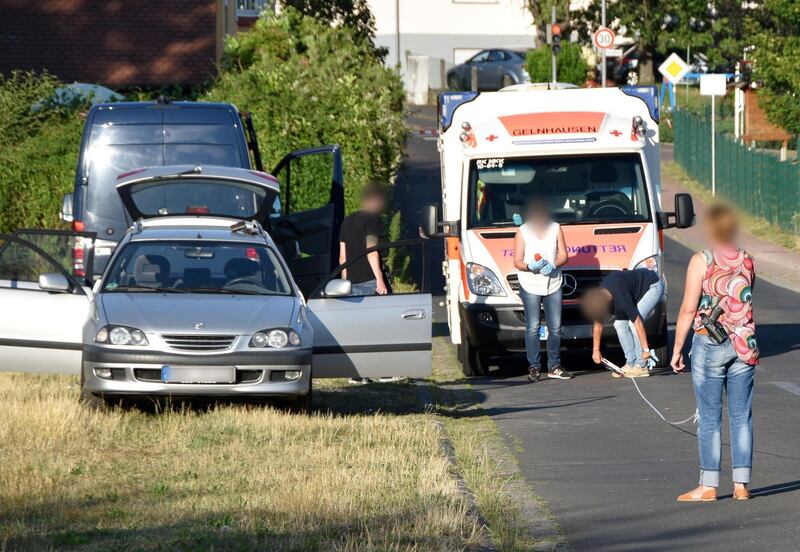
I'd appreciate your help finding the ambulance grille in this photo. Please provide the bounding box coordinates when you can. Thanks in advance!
[507,270,611,295]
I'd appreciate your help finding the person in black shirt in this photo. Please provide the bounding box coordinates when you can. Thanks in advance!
[339,182,388,296]
[581,269,664,378]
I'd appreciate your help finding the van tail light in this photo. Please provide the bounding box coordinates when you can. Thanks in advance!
[72,220,85,232]
[186,206,210,214]
[72,242,86,278]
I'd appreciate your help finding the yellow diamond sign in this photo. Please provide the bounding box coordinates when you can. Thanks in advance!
[658,53,690,84]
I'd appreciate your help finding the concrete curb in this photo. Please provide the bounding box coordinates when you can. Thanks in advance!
[419,373,572,552]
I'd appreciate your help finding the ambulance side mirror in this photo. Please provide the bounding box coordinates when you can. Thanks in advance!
[674,193,695,229]
[421,204,440,238]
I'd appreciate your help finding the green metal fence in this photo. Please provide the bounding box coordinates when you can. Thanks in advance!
[672,109,800,234]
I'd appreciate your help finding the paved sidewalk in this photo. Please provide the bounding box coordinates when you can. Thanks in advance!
[661,143,800,293]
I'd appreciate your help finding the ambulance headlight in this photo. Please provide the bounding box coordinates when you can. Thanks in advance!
[466,263,506,296]
[635,255,660,273]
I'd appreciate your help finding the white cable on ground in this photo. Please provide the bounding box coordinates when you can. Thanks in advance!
[629,377,699,426]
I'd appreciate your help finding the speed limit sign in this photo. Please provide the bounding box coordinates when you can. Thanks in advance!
[593,27,615,50]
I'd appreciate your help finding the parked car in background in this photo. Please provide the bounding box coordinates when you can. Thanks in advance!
[446,49,530,91]
[610,45,639,85]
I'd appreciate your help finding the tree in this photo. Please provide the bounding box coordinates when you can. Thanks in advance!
[752,0,800,135]
[280,0,380,54]
[524,1,573,46]
[526,44,588,85]
[570,0,752,83]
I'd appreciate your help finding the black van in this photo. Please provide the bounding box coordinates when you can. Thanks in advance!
[60,99,344,294]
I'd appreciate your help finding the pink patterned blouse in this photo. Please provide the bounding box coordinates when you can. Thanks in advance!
[693,247,759,365]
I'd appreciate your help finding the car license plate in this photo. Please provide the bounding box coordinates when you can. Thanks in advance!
[539,326,548,341]
[161,365,236,384]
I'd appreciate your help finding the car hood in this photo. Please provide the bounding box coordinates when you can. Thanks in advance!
[98,293,296,334]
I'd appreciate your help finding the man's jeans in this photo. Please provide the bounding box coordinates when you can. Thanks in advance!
[519,287,562,370]
[691,334,754,487]
[350,279,377,296]
[612,277,664,367]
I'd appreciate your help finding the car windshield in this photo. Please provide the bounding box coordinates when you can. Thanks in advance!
[103,241,292,296]
[467,153,651,228]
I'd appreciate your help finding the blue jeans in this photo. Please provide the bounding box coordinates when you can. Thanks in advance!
[520,287,562,370]
[350,279,377,296]
[691,334,754,487]
[612,278,664,367]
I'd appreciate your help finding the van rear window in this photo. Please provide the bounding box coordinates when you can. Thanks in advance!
[82,108,244,224]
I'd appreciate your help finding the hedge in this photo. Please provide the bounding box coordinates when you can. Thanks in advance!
[0,72,83,232]
[205,8,406,214]
[526,43,588,86]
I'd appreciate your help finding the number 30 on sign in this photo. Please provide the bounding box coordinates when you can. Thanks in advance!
[593,27,615,50]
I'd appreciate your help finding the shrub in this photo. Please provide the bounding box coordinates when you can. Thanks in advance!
[205,8,405,214]
[526,43,588,86]
[0,72,84,232]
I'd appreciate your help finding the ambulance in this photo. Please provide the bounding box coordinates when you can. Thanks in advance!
[421,86,695,375]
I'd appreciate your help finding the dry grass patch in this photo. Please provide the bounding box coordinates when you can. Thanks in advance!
[0,373,482,551]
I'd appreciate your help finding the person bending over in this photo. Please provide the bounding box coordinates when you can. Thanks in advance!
[671,203,758,502]
[513,196,572,381]
[582,268,664,378]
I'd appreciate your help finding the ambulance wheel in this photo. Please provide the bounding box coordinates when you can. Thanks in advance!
[460,327,488,377]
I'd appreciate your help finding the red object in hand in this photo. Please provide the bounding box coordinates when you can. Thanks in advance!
[534,254,542,262]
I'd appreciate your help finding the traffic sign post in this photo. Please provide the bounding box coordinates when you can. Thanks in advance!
[593,26,614,88]
[658,53,690,112]
[700,74,728,197]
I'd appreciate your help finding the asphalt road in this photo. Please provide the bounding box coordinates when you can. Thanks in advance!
[399,107,800,552]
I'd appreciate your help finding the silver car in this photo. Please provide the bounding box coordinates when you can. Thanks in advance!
[447,49,530,91]
[0,167,432,408]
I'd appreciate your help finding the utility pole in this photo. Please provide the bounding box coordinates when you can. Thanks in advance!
[601,0,607,87]
[551,5,557,84]
[395,0,401,67]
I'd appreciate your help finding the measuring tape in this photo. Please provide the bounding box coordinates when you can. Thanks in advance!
[601,358,698,426]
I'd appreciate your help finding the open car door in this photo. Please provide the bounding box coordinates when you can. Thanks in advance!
[306,240,432,379]
[0,231,95,374]
[270,146,344,297]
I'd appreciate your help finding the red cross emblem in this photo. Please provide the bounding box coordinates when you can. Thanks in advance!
[610,130,623,137]
[486,134,498,142]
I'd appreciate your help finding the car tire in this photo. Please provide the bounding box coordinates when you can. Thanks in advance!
[447,74,461,91]
[501,74,515,88]
[79,367,108,411]
[459,326,488,377]
[287,390,312,414]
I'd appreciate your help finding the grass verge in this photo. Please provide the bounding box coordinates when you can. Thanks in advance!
[0,338,543,551]
[0,372,483,551]
[663,160,800,251]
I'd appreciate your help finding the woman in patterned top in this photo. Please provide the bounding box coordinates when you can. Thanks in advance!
[671,203,759,502]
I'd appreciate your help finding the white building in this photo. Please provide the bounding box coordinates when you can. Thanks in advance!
[369,0,536,99]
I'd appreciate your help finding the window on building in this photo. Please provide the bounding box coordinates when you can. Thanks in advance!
[237,0,275,17]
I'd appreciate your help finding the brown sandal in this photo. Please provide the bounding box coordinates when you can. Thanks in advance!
[677,488,717,502]
[733,487,750,500]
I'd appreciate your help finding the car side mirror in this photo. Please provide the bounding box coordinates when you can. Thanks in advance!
[39,272,71,293]
[60,193,74,223]
[323,278,352,297]
[674,193,695,229]
[421,204,440,238]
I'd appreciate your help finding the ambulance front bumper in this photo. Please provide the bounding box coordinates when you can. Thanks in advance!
[459,300,667,354]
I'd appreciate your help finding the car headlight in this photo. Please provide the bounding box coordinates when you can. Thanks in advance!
[635,255,660,273]
[95,325,148,346]
[466,263,506,296]
[250,328,301,348]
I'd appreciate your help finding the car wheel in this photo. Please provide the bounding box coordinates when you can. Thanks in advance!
[459,326,488,377]
[79,367,108,411]
[652,328,669,369]
[447,74,461,91]
[501,74,515,88]
[626,71,639,85]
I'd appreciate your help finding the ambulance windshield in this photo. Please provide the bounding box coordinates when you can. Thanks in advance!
[467,153,651,228]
